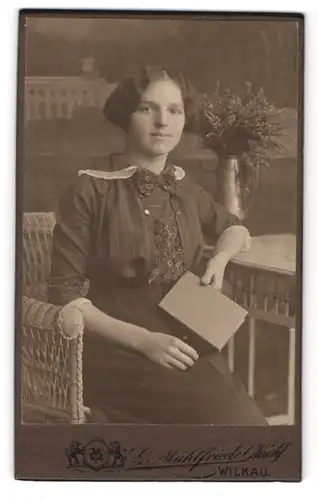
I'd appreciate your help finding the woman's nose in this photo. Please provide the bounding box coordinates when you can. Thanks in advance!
[154,109,168,127]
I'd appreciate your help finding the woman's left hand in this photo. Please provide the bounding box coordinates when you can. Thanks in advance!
[200,253,229,290]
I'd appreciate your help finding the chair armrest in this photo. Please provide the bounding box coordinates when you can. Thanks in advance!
[21,296,85,423]
[22,296,84,339]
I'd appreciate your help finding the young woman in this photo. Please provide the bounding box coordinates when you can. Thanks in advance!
[49,66,267,425]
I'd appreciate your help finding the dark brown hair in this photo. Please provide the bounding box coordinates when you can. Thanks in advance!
[103,65,203,133]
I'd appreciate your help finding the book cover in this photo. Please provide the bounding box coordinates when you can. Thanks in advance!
[159,271,248,351]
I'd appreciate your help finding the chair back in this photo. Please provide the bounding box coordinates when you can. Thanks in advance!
[23,212,56,301]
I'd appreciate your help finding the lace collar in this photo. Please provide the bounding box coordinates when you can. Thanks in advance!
[78,161,185,194]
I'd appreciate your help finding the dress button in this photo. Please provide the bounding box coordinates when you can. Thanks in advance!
[144,209,150,215]
[176,210,181,215]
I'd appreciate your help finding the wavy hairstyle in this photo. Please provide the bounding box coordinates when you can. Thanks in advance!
[103,65,203,134]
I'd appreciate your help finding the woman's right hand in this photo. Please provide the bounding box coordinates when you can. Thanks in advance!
[140,331,199,371]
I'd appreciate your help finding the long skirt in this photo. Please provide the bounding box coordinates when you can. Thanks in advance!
[83,279,268,425]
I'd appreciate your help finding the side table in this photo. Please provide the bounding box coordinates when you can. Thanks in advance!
[225,234,297,425]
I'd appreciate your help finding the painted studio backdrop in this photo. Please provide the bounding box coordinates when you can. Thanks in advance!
[22,16,299,424]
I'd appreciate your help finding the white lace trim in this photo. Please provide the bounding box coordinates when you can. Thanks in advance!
[173,166,185,180]
[78,166,138,180]
[78,165,185,181]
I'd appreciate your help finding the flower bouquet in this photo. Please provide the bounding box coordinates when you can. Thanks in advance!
[199,82,285,217]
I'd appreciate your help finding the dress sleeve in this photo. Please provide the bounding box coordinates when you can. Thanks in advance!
[48,174,96,306]
[191,180,244,243]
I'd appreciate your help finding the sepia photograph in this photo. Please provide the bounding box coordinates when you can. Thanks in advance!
[16,10,303,480]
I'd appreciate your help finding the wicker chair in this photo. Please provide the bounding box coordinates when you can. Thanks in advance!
[21,212,85,424]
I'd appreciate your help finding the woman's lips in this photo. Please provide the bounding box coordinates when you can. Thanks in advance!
[150,133,173,138]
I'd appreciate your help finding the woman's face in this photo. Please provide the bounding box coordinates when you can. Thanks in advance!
[128,79,186,156]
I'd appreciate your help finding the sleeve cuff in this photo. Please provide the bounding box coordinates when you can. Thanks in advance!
[48,277,90,306]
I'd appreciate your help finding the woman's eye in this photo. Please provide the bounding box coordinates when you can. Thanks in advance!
[138,105,155,113]
[170,107,184,115]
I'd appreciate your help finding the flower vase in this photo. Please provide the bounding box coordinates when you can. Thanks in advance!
[216,155,244,220]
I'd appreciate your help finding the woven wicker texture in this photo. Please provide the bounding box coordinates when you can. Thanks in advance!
[21,213,84,423]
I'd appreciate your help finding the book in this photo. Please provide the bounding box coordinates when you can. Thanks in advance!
[159,271,248,351]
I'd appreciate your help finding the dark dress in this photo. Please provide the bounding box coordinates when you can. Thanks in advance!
[49,154,268,425]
